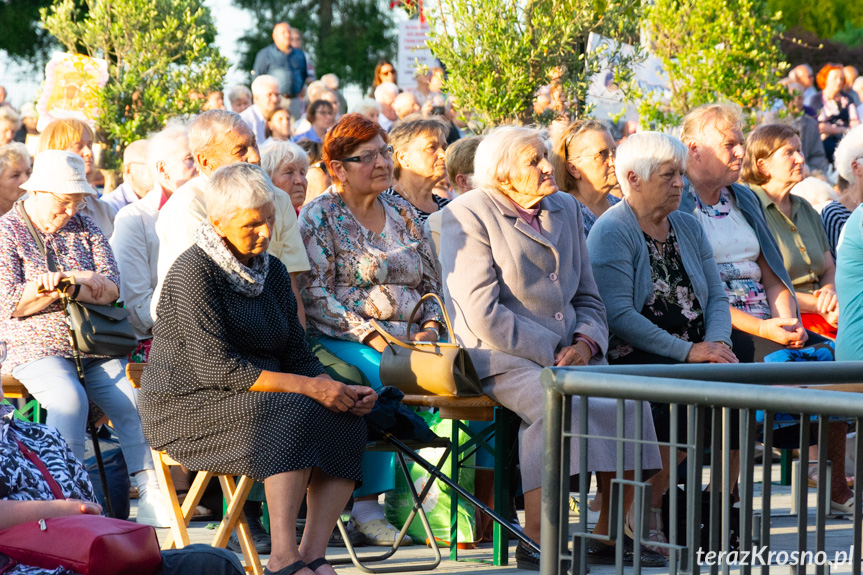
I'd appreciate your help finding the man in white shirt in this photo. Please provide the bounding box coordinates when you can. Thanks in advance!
[110,126,196,342]
[240,75,281,146]
[153,110,310,322]
[103,139,153,213]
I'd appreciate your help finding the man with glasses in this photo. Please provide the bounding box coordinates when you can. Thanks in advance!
[102,139,152,213]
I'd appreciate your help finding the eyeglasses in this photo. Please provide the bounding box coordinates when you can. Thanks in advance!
[576,148,616,164]
[43,192,88,210]
[311,161,329,176]
[380,69,395,76]
[0,341,6,364]
[339,145,393,165]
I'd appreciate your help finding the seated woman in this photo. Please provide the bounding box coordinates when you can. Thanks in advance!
[261,139,309,213]
[678,103,808,362]
[588,131,737,554]
[298,113,443,546]
[0,358,244,575]
[742,124,838,339]
[293,100,337,145]
[139,163,376,575]
[550,119,621,236]
[0,150,169,528]
[821,123,863,258]
[441,126,664,570]
[0,142,30,216]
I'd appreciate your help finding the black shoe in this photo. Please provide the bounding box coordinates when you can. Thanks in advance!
[586,536,666,567]
[227,517,272,554]
[515,541,582,573]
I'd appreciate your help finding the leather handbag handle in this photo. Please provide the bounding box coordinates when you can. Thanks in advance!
[405,292,455,342]
[369,319,440,355]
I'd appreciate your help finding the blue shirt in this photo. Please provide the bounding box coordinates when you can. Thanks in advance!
[252,44,308,96]
[835,206,863,360]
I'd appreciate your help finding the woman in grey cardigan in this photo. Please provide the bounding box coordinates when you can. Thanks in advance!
[441,126,663,570]
[588,131,736,556]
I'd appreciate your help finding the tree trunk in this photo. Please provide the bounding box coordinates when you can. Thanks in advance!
[317,0,334,67]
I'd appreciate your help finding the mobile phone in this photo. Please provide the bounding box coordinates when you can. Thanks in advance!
[431,106,446,116]
[37,276,72,294]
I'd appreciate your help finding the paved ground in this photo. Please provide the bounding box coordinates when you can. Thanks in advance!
[139,462,859,574]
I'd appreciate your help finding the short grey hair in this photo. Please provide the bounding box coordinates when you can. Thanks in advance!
[306,80,329,103]
[260,140,309,180]
[374,82,400,104]
[680,102,743,145]
[351,98,380,117]
[0,142,31,174]
[227,84,252,105]
[251,75,279,96]
[148,124,189,173]
[473,126,545,191]
[0,107,21,131]
[205,163,275,223]
[834,124,863,186]
[615,132,688,195]
[188,110,250,170]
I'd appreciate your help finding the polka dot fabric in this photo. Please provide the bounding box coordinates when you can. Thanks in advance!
[138,245,366,482]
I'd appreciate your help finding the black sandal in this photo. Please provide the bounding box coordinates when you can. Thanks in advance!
[263,560,307,575]
[307,558,331,571]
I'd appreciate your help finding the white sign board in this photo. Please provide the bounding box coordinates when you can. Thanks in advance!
[397,19,436,92]
[586,33,670,124]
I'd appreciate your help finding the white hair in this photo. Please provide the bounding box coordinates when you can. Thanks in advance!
[188,110,250,169]
[615,132,688,195]
[306,80,329,103]
[791,177,837,212]
[0,107,21,131]
[260,140,309,180]
[351,98,380,117]
[374,82,400,104]
[205,163,275,223]
[251,75,279,96]
[227,84,252,104]
[473,126,544,191]
[834,124,863,186]
[148,124,189,173]
[321,73,339,90]
[0,142,31,174]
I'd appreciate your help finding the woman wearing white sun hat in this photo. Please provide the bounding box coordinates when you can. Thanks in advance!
[0,149,171,528]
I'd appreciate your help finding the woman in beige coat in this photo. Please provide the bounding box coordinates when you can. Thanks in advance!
[440,126,662,570]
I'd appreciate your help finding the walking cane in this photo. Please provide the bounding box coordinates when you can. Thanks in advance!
[55,285,116,519]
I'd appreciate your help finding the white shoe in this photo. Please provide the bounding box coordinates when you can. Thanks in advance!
[136,481,173,528]
[348,518,412,546]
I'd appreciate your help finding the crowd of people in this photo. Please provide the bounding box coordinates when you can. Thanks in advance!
[1,28,862,575]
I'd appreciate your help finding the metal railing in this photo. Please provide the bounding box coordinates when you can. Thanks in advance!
[540,363,863,575]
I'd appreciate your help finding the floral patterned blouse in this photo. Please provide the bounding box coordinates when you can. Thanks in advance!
[298,188,444,343]
[0,207,121,373]
[609,228,705,360]
[692,188,771,320]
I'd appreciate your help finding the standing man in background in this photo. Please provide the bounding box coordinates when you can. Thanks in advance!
[253,22,309,122]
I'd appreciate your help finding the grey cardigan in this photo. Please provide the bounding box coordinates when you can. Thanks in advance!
[441,189,608,379]
[587,200,732,362]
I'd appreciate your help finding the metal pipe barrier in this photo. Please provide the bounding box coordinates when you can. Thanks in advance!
[540,363,863,575]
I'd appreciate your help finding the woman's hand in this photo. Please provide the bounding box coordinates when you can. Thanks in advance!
[759,317,808,348]
[68,270,109,300]
[814,287,838,315]
[348,386,378,416]
[65,499,103,516]
[311,377,359,413]
[554,341,592,367]
[686,342,738,364]
[36,271,68,294]
[411,328,439,343]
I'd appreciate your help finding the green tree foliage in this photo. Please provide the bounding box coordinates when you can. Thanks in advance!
[42,0,228,167]
[768,0,863,47]
[0,0,57,63]
[639,0,789,130]
[423,0,644,128]
[232,0,395,91]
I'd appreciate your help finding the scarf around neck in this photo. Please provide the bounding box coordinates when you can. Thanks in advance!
[194,220,269,297]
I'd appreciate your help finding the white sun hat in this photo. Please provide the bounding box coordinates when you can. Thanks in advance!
[20,150,97,196]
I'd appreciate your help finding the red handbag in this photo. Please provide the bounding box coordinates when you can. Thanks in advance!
[0,439,162,575]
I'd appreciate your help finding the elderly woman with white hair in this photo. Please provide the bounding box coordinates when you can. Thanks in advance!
[823,124,863,258]
[587,131,736,554]
[140,162,375,575]
[0,107,20,147]
[441,125,664,570]
[0,142,31,216]
[261,139,309,212]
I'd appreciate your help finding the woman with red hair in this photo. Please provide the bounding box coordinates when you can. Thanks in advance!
[297,114,444,545]
[809,64,859,163]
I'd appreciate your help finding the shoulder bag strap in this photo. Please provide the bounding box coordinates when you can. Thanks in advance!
[14,437,66,501]
[15,200,58,273]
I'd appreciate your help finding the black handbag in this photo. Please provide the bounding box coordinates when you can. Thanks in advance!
[16,202,137,357]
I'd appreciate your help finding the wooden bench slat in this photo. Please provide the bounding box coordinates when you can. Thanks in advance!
[2,374,28,398]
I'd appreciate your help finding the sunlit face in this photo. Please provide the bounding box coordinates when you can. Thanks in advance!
[568,129,618,196]
[826,69,845,94]
[379,64,396,84]
[255,85,281,118]
[505,141,558,200]
[271,161,308,210]
[331,135,393,195]
[689,122,745,188]
[200,127,260,175]
[0,158,30,209]
[0,120,15,146]
[398,132,447,184]
[635,159,685,216]
[157,135,197,192]
[231,94,252,114]
[273,24,291,52]
[64,131,94,175]
[212,202,276,262]
[267,109,291,141]
[32,191,89,233]
[204,92,225,111]
[758,136,805,188]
